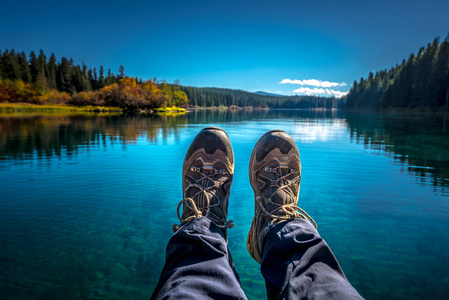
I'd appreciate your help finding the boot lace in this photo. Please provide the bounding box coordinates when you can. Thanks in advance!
[259,166,317,228]
[172,165,234,232]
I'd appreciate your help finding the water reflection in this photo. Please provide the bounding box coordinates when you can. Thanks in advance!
[1,110,449,193]
[291,119,347,143]
[345,112,449,192]
[0,109,342,159]
[186,108,343,124]
[0,114,188,160]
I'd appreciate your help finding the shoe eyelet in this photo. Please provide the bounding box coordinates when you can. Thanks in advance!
[191,166,200,172]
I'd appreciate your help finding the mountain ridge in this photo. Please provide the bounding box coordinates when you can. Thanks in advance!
[254,91,285,97]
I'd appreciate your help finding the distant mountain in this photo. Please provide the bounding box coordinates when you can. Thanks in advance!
[254,91,285,97]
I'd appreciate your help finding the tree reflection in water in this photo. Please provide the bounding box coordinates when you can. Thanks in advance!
[1,110,448,192]
[345,112,449,193]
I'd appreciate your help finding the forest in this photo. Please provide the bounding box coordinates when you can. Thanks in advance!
[179,86,342,109]
[345,35,449,110]
[0,49,187,112]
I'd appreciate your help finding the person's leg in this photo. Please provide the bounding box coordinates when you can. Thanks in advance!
[152,127,247,300]
[247,130,363,299]
[151,217,246,299]
[261,219,363,299]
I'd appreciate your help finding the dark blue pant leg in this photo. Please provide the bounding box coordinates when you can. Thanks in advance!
[151,217,248,300]
[261,219,364,300]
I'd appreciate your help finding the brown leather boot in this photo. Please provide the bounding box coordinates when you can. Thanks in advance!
[173,127,235,239]
[247,130,316,263]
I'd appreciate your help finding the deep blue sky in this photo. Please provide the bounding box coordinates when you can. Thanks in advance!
[1,0,448,97]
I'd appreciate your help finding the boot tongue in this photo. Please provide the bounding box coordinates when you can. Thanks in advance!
[272,189,292,206]
[261,166,297,217]
[264,189,293,218]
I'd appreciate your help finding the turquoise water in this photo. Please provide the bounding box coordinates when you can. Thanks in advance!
[1,110,448,299]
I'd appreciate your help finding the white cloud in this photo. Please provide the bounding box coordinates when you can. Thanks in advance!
[293,87,349,98]
[280,78,346,88]
[293,87,326,95]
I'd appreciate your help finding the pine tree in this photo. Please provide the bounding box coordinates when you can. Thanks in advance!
[29,51,38,82]
[98,65,105,88]
[81,63,92,91]
[86,68,93,89]
[34,50,49,92]
[17,51,32,83]
[434,36,449,107]
[2,50,21,81]
[118,65,125,78]
[37,49,47,80]
[58,57,73,93]
[0,50,3,79]
[47,53,57,89]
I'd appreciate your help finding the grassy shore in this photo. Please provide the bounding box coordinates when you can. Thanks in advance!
[0,103,186,114]
[151,106,186,113]
[0,103,123,113]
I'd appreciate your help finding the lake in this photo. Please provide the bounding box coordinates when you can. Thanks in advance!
[0,109,448,299]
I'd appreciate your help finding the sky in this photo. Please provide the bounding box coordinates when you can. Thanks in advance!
[1,0,449,97]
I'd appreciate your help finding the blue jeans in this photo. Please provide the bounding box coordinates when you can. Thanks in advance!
[151,217,363,299]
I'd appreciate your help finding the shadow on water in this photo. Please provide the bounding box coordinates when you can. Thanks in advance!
[345,112,449,193]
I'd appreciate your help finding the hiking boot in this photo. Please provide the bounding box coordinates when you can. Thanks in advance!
[173,127,235,239]
[247,130,316,263]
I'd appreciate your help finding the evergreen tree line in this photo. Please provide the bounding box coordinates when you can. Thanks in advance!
[345,35,449,110]
[0,49,188,111]
[179,86,343,109]
[0,49,124,94]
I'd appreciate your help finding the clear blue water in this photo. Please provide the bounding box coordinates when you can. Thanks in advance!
[0,110,448,299]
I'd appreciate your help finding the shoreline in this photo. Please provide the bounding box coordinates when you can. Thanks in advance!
[344,107,449,115]
[0,103,186,114]
[2,103,447,116]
